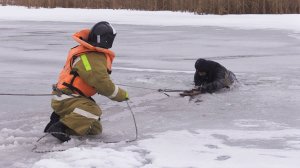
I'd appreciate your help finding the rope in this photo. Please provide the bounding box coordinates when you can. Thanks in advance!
[118,83,187,93]
[117,83,158,91]
[94,100,138,144]
[0,86,186,97]
[158,89,187,92]
[32,132,85,153]
[32,100,138,153]
[0,93,52,96]
[126,100,138,142]
[0,83,157,97]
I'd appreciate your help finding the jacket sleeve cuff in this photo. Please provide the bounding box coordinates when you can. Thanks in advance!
[109,85,127,102]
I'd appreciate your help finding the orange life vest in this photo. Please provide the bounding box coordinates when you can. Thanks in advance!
[56,29,115,97]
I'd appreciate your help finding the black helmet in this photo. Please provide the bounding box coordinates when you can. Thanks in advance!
[87,21,116,49]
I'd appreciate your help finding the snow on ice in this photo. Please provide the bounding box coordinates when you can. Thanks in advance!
[0,6,300,168]
[0,6,300,32]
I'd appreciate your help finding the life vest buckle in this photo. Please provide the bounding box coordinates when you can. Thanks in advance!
[52,84,63,97]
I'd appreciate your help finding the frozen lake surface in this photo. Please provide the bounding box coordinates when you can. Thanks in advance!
[0,20,300,168]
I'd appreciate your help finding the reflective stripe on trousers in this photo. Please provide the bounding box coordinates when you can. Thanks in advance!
[52,93,79,101]
[73,108,99,120]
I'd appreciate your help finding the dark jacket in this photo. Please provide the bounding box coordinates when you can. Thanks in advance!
[194,59,236,93]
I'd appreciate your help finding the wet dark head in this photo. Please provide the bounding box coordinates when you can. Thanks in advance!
[87,21,116,49]
[195,58,211,72]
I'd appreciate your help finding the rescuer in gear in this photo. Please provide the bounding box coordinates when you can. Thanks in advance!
[180,58,236,97]
[44,21,128,142]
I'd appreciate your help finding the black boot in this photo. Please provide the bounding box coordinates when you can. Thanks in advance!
[44,112,60,133]
[47,121,71,142]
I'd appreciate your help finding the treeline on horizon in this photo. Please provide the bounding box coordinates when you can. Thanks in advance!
[1,0,300,14]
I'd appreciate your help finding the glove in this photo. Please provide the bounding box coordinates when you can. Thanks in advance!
[125,91,129,100]
[179,89,201,97]
[110,88,128,102]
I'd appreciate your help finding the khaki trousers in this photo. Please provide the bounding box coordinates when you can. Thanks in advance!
[51,94,102,136]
